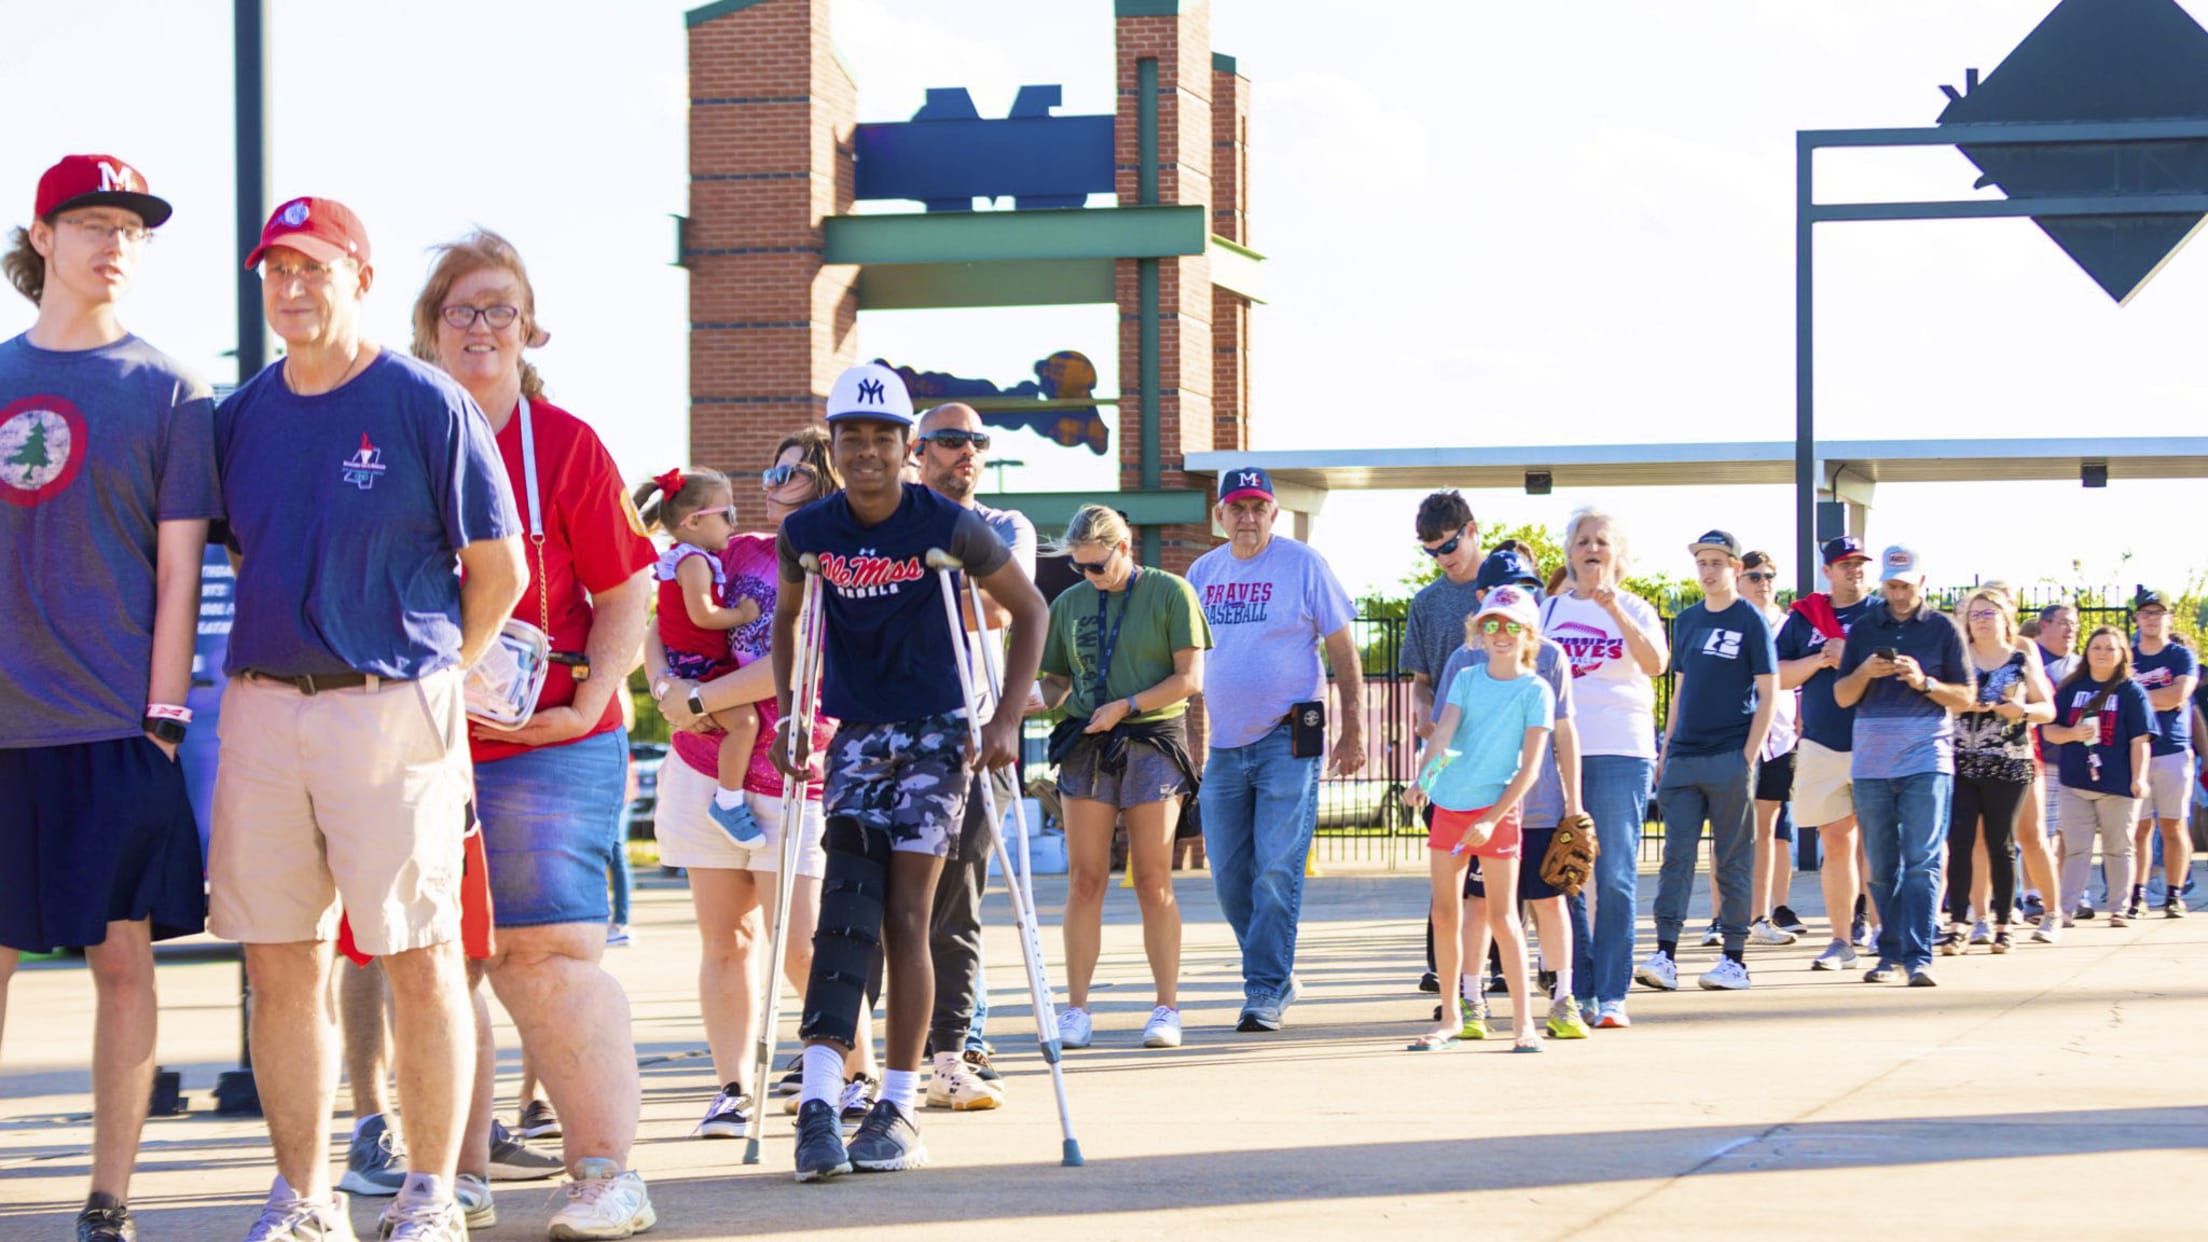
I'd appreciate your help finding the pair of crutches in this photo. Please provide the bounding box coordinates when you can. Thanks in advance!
[742,550,1084,1167]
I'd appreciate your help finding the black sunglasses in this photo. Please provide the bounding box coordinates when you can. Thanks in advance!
[1072,554,1115,575]
[1421,527,1470,559]
[760,462,818,489]
[1742,571,1777,582]
[919,429,991,451]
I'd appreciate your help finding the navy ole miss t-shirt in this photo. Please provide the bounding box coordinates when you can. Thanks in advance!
[777,483,1010,723]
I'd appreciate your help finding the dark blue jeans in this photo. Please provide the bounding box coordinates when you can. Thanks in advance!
[1200,723,1320,1006]
[1855,771,1951,971]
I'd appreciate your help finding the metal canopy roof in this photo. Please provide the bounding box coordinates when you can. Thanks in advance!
[1182,437,2208,494]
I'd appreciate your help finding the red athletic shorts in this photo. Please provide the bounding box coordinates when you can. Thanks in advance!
[1428,803,1523,858]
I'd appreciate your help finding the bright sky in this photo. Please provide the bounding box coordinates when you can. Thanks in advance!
[5,0,2202,602]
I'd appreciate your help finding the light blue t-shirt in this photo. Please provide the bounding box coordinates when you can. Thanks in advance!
[1428,662,1555,813]
[1187,534,1357,751]
[1435,642,1574,826]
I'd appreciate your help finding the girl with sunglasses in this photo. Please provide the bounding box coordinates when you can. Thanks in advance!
[1943,589,2055,954]
[1407,586,1555,1052]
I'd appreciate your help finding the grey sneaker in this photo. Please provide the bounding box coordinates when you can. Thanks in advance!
[487,1118,564,1181]
[245,1192,357,1241]
[1810,940,1858,971]
[376,1181,492,1238]
[377,1197,465,1242]
[847,1100,929,1172]
[1235,998,1284,1032]
[517,1098,561,1140]
[336,1115,406,1197]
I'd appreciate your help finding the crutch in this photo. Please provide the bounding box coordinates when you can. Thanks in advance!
[742,554,825,1165]
[926,548,1085,1167]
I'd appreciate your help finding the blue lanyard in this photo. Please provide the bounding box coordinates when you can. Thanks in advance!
[1092,568,1140,704]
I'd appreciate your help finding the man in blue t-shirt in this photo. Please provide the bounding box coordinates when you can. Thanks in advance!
[1641,531,1778,995]
[1187,466,1366,1034]
[1833,544,1973,984]
[1774,535,1878,966]
[209,197,526,1237]
[770,366,1047,1181]
[2128,588,2196,918]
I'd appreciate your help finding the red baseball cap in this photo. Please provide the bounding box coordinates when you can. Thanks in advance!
[245,196,371,270]
[34,154,172,227]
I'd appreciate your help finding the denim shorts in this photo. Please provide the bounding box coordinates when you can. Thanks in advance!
[475,728,628,928]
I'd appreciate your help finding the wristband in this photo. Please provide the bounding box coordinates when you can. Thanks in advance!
[144,703,191,744]
[145,703,193,723]
[1125,696,1141,716]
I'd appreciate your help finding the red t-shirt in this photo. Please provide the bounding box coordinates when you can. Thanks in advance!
[471,397,658,765]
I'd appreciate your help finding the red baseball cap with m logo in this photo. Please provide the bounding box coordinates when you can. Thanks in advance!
[33,154,172,227]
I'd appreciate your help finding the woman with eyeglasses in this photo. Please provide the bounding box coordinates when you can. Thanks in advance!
[1541,507,1669,1029]
[1733,551,1806,947]
[1037,504,1211,1051]
[1941,589,2055,955]
[408,228,662,1231]
[651,429,883,1138]
[2046,626,2155,928]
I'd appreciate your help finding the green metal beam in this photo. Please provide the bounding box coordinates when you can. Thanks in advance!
[977,490,1207,533]
[685,0,768,27]
[1208,234,1267,304]
[854,258,1114,310]
[1115,0,1180,15]
[824,205,1206,267]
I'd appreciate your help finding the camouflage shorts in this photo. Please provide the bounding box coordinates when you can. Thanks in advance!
[822,712,972,857]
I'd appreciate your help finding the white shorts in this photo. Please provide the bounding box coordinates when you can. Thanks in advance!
[1793,739,1855,827]
[655,755,826,877]
[2143,752,2194,823]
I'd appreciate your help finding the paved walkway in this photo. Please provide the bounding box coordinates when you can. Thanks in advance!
[4,864,2204,1240]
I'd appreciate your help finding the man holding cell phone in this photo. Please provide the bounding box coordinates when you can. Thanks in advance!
[1833,544,1974,987]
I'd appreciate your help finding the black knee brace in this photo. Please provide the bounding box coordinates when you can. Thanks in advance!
[799,816,891,1047]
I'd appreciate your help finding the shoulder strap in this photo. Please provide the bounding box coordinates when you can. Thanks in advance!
[517,395,543,539]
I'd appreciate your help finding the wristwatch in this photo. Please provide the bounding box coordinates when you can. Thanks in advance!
[1125,696,1141,716]
[144,703,192,745]
[688,688,707,719]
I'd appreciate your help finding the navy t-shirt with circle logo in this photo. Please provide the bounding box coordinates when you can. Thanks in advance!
[2129,641,2197,756]
[214,352,519,680]
[777,483,1010,724]
[1666,598,1778,758]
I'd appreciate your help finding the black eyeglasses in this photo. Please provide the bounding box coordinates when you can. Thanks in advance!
[760,462,818,489]
[919,429,991,451]
[440,304,520,331]
[1072,554,1114,575]
[1421,527,1470,559]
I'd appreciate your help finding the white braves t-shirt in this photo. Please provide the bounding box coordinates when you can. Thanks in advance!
[1541,590,1668,759]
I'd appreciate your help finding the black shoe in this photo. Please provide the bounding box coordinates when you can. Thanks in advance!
[773,1053,804,1096]
[2167,899,2189,920]
[77,1207,135,1242]
[1537,969,1559,996]
[1908,967,1939,988]
[1863,962,1900,984]
[2075,903,2096,921]
[1771,904,1808,935]
[847,1100,929,1172]
[1417,970,1441,993]
[793,1099,851,1183]
[1485,972,1508,995]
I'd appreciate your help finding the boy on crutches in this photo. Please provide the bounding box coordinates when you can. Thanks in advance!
[770,364,1048,1181]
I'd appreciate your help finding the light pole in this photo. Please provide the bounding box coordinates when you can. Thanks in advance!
[985,458,1024,493]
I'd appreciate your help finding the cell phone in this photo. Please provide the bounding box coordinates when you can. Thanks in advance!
[1874,647,1897,662]
[1289,700,1326,759]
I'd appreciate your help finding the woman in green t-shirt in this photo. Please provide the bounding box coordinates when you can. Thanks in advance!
[1037,505,1213,1052]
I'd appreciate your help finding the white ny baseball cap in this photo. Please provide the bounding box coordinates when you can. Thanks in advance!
[826,362,915,428]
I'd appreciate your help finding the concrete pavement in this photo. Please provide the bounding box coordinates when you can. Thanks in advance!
[3,863,2204,1240]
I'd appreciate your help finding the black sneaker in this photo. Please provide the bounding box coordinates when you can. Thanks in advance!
[76,1206,135,1242]
[1907,967,1939,988]
[2167,898,2189,920]
[792,1099,851,1183]
[847,1100,929,1172]
[1771,904,1808,935]
[2075,903,2096,921]
[1416,970,1440,993]
[773,1053,804,1097]
[516,1098,561,1140]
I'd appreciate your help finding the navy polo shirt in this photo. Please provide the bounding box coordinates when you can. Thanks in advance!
[1836,603,1969,779]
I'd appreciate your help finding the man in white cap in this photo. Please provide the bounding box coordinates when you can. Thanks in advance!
[769,364,1048,1181]
[1833,543,1972,986]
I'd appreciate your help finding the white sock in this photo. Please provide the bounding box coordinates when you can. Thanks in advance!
[1460,973,1480,1003]
[396,1173,449,1209]
[881,1068,920,1116]
[1552,965,1574,1003]
[714,786,743,810]
[799,1044,843,1107]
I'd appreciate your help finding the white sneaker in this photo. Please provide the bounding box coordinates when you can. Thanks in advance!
[377,1182,493,1237]
[1749,918,1797,946]
[1058,1006,1093,1049]
[1633,952,1679,991]
[1969,918,1992,945]
[2032,917,2063,944]
[547,1158,656,1240]
[245,1191,357,1242]
[1141,1005,1183,1048]
[1810,940,1858,971]
[1698,958,1752,991]
[926,1050,1003,1111]
[380,1197,466,1242]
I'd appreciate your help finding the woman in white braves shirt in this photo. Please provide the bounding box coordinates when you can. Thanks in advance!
[1542,506,1669,1029]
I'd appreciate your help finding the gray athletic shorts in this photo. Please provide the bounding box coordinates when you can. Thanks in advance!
[2143,752,2194,823]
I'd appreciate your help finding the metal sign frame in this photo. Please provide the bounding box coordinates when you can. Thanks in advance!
[1793,118,2208,596]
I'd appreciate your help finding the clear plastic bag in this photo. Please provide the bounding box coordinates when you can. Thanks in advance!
[465,619,551,731]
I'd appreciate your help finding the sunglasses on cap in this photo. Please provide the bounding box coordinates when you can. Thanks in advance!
[918,429,992,451]
[760,462,818,489]
[1479,618,1525,635]
[1421,527,1470,559]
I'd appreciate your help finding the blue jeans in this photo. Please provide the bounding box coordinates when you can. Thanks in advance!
[609,801,635,926]
[475,729,629,928]
[1200,723,1320,1006]
[1854,771,1951,971]
[1570,754,1653,1005]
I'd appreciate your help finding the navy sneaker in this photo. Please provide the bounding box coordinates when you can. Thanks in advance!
[792,1100,851,1183]
[76,1205,135,1242]
[1771,904,1809,935]
[337,1114,406,1197]
[848,1100,929,1172]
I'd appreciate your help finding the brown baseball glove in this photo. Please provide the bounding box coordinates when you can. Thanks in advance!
[1539,812,1601,896]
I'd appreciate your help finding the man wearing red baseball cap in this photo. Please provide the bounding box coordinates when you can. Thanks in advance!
[209,196,526,1241]
[1,154,217,1242]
